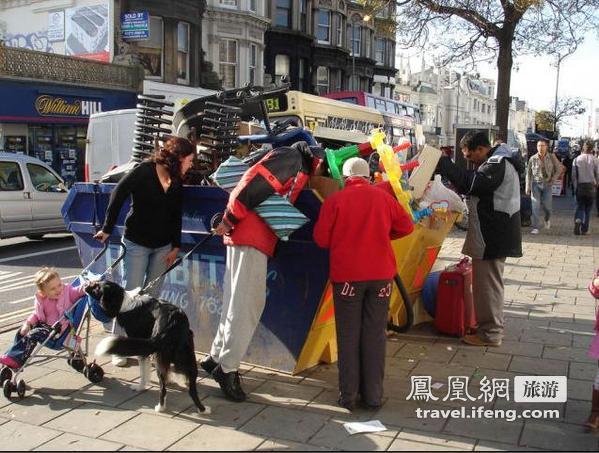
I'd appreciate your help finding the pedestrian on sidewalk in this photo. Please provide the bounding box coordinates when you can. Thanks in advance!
[0,267,85,370]
[525,139,564,234]
[585,271,599,430]
[93,137,195,367]
[572,141,599,235]
[436,131,522,347]
[313,157,413,410]
[203,142,324,402]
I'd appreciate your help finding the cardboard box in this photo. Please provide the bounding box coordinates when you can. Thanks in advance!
[309,176,340,200]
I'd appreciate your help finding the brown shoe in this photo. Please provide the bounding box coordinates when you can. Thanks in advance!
[586,388,599,430]
[462,334,501,347]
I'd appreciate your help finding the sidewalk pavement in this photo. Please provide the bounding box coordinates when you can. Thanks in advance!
[0,196,598,451]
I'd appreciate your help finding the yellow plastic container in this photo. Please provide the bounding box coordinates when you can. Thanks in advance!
[294,211,458,374]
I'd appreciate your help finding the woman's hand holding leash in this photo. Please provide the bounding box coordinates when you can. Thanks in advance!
[165,248,180,267]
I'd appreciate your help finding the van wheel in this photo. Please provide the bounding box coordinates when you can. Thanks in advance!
[26,234,45,240]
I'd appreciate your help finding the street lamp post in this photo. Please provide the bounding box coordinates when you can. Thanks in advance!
[553,53,565,138]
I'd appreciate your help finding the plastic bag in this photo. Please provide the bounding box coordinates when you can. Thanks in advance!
[419,175,466,214]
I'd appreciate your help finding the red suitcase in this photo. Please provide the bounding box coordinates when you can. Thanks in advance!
[434,257,477,336]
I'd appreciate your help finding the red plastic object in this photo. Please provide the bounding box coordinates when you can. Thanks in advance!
[434,257,477,336]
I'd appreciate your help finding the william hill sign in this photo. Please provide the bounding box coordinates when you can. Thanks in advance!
[34,95,103,117]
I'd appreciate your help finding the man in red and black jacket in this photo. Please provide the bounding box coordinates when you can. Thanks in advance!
[202,141,323,402]
[313,157,413,411]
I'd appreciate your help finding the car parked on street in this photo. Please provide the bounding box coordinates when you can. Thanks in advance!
[0,152,68,240]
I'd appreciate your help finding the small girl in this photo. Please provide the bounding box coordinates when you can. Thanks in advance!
[586,272,599,429]
[0,267,85,370]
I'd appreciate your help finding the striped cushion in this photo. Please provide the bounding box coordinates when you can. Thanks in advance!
[253,195,309,241]
[210,156,248,192]
[211,157,308,240]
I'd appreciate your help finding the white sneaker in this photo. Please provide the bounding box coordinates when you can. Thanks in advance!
[112,355,127,367]
[530,228,539,235]
[544,220,551,229]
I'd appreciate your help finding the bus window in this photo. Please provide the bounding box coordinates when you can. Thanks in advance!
[366,95,376,109]
[338,97,358,104]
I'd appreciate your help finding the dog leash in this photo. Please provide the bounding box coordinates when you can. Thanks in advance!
[140,213,223,296]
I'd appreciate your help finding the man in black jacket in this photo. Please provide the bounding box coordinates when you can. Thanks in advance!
[437,131,523,346]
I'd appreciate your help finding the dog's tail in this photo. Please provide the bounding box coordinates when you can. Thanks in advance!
[95,336,156,357]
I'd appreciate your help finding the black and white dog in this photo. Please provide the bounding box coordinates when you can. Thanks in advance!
[86,280,206,414]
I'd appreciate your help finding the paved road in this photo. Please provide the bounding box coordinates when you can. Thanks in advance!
[0,234,81,329]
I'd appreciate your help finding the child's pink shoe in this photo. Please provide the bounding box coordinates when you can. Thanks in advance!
[0,356,21,370]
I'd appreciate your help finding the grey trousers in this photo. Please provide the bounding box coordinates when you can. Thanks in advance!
[333,279,392,407]
[472,258,506,343]
[210,245,267,373]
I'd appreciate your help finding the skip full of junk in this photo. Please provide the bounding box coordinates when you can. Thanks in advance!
[62,83,469,377]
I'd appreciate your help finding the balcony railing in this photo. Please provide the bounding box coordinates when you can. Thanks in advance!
[0,44,143,92]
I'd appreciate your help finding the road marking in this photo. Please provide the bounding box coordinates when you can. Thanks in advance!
[0,246,77,264]
[0,274,33,286]
[0,307,32,321]
[0,272,23,282]
[9,296,34,305]
[0,274,78,293]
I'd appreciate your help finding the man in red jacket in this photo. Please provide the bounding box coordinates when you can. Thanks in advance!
[203,142,322,402]
[313,157,413,410]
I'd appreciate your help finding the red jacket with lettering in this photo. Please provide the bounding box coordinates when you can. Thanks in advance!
[222,142,321,256]
[313,177,414,282]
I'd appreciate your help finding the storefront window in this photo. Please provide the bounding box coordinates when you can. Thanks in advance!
[138,16,164,80]
[177,22,190,85]
[275,54,290,81]
[316,66,329,95]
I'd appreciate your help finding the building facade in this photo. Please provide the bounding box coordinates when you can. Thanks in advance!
[263,0,395,97]
[202,0,270,89]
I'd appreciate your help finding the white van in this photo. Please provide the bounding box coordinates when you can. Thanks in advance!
[84,109,136,182]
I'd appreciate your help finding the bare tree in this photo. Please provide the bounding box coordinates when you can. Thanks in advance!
[383,0,599,141]
[536,96,586,136]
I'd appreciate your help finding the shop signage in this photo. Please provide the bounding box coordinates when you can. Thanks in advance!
[121,11,149,41]
[34,95,103,117]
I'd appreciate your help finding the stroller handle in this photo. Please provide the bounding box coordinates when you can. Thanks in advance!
[80,241,127,281]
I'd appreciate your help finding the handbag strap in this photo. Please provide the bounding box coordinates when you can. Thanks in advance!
[284,171,302,201]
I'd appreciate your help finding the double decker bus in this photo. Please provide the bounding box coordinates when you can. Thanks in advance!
[322,91,421,155]
[264,91,387,148]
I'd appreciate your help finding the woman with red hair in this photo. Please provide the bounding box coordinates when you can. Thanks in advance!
[94,137,195,366]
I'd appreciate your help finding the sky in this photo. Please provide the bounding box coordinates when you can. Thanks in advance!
[402,34,599,138]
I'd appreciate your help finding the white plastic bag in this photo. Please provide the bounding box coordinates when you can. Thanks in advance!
[419,175,466,214]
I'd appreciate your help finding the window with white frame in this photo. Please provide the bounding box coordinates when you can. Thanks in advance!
[316,66,329,95]
[275,0,292,27]
[349,24,361,56]
[138,16,163,79]
[220,0,238,7]
[317,10,331,43]
[375,38,384,64]
[336,13,343,47]
[249,0,257,12]
[299,0,307,32]
[249,44,257,85]
[274,54,290,81]
[219,39,237,89]
[177,22,190,84]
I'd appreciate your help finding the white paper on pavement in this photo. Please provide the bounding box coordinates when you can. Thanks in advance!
[342,420,387,435]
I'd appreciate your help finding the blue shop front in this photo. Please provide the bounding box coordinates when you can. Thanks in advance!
[0,80,137,185]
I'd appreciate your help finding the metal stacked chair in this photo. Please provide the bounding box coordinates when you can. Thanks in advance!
[132,94,174,162]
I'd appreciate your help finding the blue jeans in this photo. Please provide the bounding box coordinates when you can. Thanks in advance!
[575,194,594,233]
[113,238,171,334]
[531,181,552,229]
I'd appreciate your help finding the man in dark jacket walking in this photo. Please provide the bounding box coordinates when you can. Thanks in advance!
[437,131,522,347]
[313,157,413,410]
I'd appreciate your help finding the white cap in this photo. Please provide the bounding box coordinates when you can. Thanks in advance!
[342,157,370,178]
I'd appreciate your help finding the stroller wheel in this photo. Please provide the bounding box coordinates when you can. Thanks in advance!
[16,379,26,399]
[3,380,12,398]
[83,361,104,384]
[67,355,86,373]
[0,367,12,385]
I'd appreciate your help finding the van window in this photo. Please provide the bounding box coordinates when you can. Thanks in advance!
[27,164,63,192]
[0,161,24,191]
